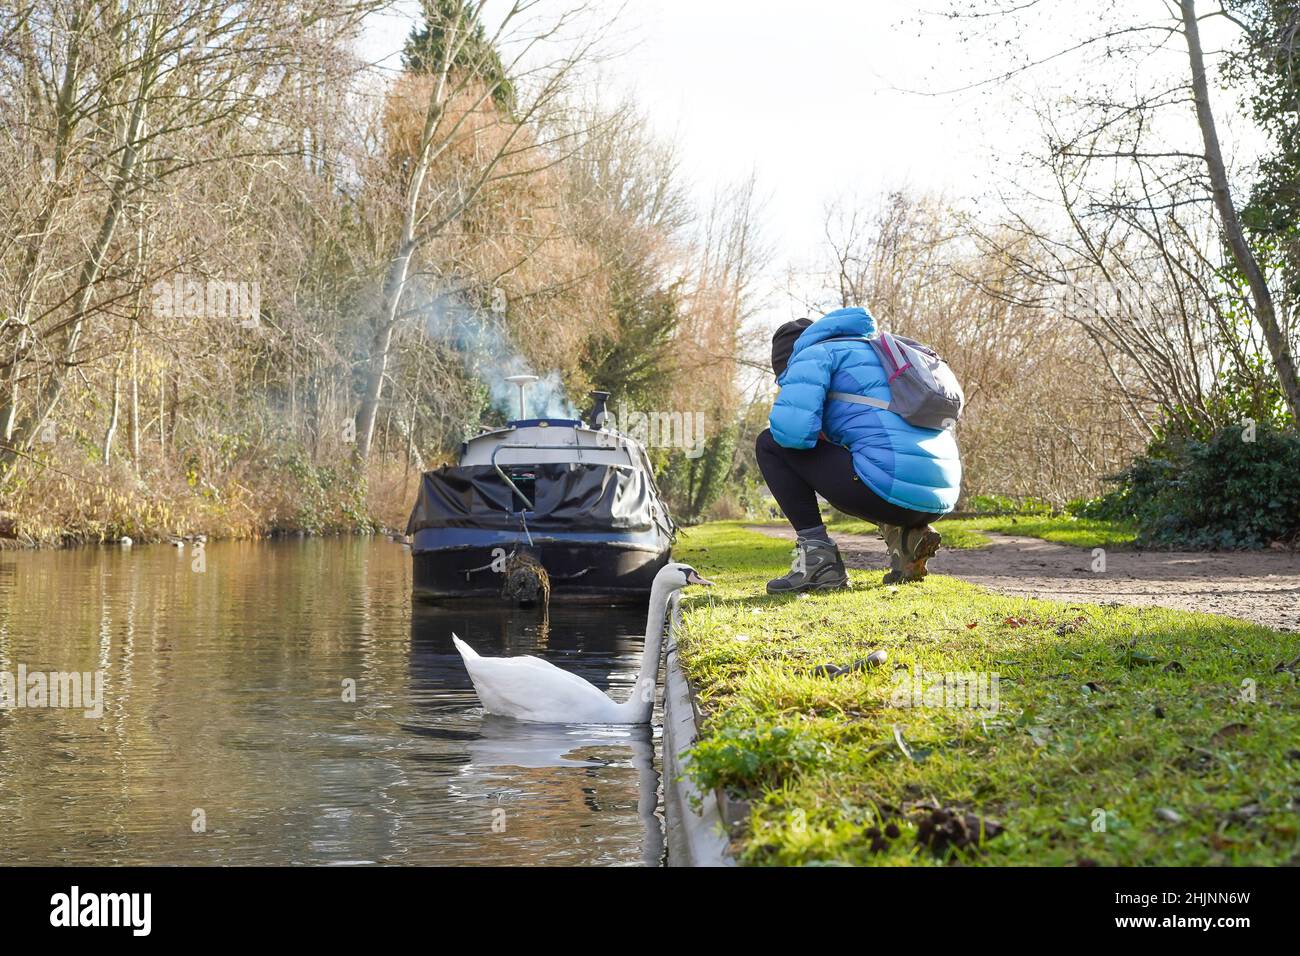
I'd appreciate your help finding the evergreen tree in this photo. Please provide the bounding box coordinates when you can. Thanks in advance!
[584,270,683,411]
[402,0,514,112]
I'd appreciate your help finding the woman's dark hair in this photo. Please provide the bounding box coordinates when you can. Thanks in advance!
[771,319,814,380]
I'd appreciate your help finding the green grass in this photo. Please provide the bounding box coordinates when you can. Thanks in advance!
[821,512,1138,550]
[673,522,1300,866]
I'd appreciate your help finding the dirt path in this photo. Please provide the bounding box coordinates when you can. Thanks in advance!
[750,525,1300,633]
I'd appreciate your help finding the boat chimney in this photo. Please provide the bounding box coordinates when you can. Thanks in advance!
[505,374,539,421]
[588,391,610,429]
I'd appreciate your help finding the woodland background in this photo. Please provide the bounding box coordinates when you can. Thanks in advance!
[2,0,1297,547]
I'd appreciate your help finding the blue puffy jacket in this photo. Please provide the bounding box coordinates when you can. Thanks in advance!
[769,307,962,514]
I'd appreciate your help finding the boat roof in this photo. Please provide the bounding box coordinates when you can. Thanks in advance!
[459,419,651,469]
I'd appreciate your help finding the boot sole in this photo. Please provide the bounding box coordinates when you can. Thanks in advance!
[767,576,850,595]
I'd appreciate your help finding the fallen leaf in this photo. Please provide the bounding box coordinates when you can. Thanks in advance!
[1210,723,1251,746]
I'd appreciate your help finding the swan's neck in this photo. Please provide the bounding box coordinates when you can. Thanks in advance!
[620,578,675,721]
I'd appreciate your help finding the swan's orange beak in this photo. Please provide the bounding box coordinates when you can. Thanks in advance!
[687,570,714,587]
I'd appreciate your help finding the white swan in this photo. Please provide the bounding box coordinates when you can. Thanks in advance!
[451,562,713,724]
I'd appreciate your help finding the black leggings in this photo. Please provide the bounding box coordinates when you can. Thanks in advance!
[756,429,940,533]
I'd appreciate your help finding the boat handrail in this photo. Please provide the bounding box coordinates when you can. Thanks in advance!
[489,439,636,512]
[491,442,536,511]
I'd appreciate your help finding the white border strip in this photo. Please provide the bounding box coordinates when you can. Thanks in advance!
[662,593,735,867]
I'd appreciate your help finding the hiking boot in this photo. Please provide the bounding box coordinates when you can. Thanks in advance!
[898,525,942,581]
[880,523,941,582]
[766,538,849,594]
[878,523,906,584]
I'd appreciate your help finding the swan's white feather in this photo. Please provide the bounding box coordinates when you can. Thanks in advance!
[449,563,699,725]
[455,642,627,723]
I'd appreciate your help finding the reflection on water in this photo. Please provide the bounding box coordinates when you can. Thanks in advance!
[0,538,663,865]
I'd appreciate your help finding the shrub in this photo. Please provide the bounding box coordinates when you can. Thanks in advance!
[1093,423,1300,549]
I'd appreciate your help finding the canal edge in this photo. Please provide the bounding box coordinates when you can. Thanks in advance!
[663,594,736,868]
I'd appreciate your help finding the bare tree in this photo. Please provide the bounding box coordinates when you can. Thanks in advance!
[804,191,1148,504]
[0,0,380,480]
[1181,0,1300,418]
[933,0,1300,427]
[352,0,604,461]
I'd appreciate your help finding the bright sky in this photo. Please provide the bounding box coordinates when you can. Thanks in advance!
[360,1,1008,230]
[358,0,1256,335]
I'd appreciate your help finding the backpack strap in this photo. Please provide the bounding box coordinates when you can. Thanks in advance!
[828,391,890,410]
[818,334,892,409]
[875,331,912,382]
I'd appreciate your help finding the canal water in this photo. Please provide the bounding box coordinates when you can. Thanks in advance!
[0,538,664,865]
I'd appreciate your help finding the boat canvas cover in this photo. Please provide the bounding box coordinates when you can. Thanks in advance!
[407,462,667,535]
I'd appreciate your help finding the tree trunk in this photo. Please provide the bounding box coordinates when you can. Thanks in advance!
[354,16,467,464]
[103,352,123,463]
[158,373,166,461]
[1181,0,1300,421]
[130,337,140,472]
[0,8,85,460]
[22,52,153,450]
[354,243,414,461]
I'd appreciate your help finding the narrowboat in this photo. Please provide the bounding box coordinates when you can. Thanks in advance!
[406,377,675,603]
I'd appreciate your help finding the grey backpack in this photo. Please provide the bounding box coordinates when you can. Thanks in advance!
[827,332,964,430]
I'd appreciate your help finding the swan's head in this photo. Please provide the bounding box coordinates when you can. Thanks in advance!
[660,562,714,590]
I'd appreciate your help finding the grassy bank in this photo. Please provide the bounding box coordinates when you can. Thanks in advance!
[824,512,1139,550]
[673,522,1300,866]
[0,450,420,548]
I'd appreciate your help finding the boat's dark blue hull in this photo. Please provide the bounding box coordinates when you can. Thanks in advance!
[406,418,676,604]
[410,527,671,603]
